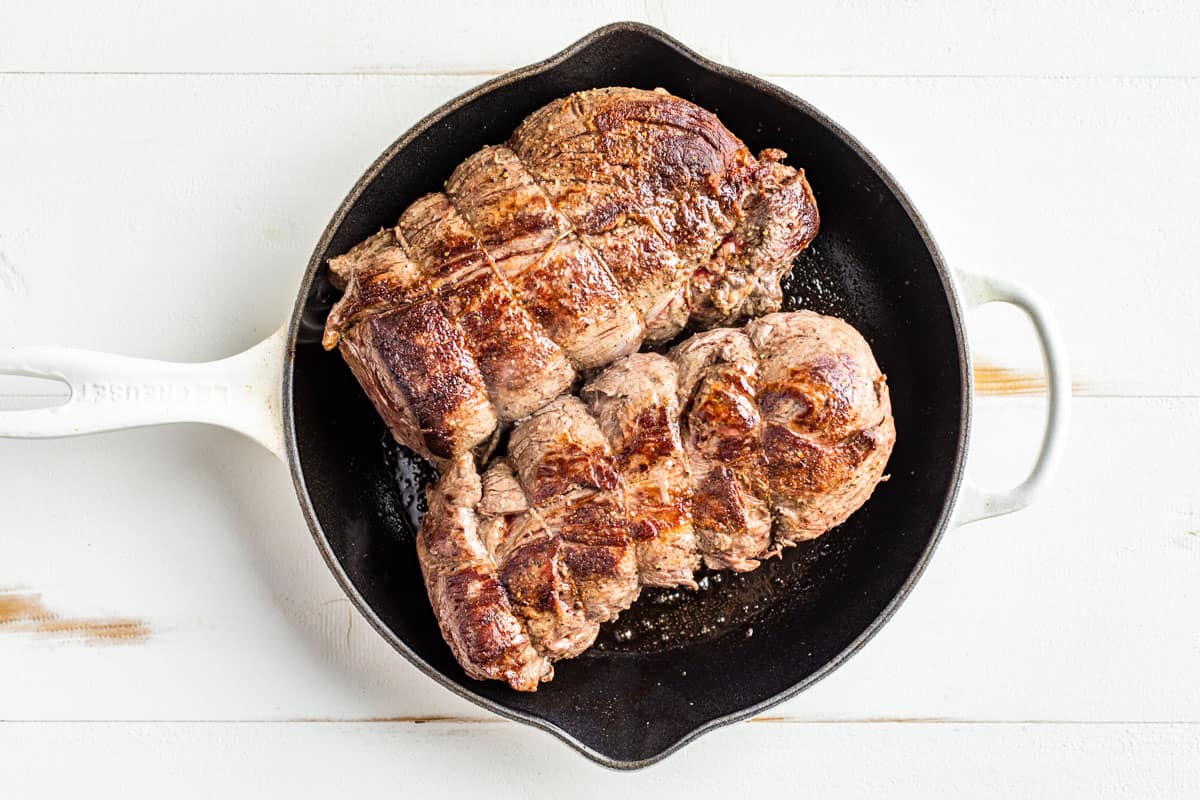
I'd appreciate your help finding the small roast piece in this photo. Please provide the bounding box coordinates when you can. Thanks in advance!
[419,311,895,690]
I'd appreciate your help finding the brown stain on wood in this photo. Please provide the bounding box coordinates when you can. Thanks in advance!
[974,363,1087,397]
[974,364,1048,396]
[0,591,149,645]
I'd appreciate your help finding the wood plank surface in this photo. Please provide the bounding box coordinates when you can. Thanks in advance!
[1,721,1197,797]
[2,1,1198,77]
[1,2,1197,794]
[2,398,1197,723]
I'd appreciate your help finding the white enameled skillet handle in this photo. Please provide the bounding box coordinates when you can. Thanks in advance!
[0,327,288,460]
[952,270,1070,526]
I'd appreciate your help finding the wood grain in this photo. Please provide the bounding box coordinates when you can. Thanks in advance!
[973,364,1049,396]
[973,364,1091,396]
[0,592,148,644]
[0,721,1196,798]
[2,1,1198,76]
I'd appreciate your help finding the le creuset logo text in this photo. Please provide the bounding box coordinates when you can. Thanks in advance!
[77,383,232,404]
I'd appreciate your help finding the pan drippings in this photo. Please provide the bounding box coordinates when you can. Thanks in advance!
[592,528,855,654]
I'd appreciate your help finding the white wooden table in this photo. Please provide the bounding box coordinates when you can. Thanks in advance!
[2,2,1198,795]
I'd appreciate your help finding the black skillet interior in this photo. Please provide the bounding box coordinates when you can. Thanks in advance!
[287,23,967,768]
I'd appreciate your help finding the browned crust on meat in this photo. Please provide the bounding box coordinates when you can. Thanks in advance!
[581,352,700,588]
[340,301,495,461]
[672,330,772,572]
[690,467,751,536]
[446,146,644,369]
[619,404,680,464]
[399,194,576,421]
[689,157,821,327]
[748,311,897,547]
[417,456,550,691]
[322,228,426,349]
[439,569,529,667]
[557,495,627,546]
[500,397,640,646]
[421,311,895,690]
[336,335,429,461]
[525,442,620,506]
[501,536,575,614]
[686,369,763,463]
[737,164,820,319]
[762,422,890,495]
[509,88,755,342]
[508,399,622,506]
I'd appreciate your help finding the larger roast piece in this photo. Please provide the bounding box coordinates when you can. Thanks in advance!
[321,87,819,463]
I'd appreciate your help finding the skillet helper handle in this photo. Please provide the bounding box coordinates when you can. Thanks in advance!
[0,327,287,460]
[952,270,1070,526]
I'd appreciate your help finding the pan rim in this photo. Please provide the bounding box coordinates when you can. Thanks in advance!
[282,20,972,770]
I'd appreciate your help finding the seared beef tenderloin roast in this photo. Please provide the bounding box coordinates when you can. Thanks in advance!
[418,312,894,690]
[322,88,819,464]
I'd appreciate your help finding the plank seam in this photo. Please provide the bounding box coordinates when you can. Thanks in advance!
[3,719,1199,725]
[0,71,1197,80]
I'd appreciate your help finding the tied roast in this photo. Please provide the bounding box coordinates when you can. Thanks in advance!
[418,312,895,690]
[322,87,819,463]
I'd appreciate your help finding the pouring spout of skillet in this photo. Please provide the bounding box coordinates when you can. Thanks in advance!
[286,21,968,769]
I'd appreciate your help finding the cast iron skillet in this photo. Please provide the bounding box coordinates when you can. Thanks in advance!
[0,23,1069,769]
